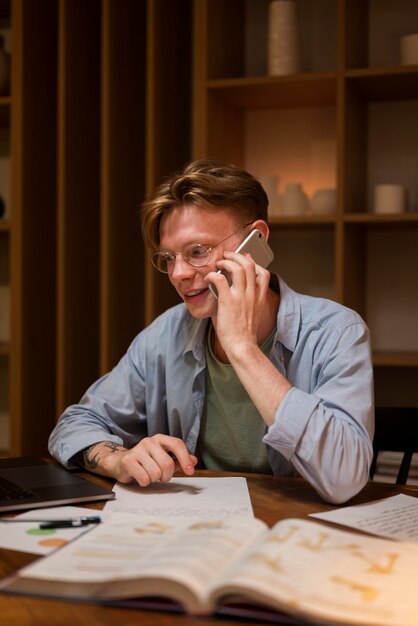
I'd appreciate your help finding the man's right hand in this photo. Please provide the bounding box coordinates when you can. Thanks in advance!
[81,435,198,486]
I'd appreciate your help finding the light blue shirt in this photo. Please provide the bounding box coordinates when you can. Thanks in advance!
[48,275,374,504]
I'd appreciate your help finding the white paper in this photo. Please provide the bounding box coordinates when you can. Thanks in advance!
[310,494,418,541]
[0,506,101,555]
[103,477,254,518]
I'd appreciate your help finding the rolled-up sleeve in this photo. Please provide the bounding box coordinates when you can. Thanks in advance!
[264,311,374,504]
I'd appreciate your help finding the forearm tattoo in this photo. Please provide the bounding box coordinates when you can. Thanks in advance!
[74,442,125,470]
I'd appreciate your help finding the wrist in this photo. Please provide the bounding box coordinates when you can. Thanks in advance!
[225,339,259,365]
[98,443,127,477]
[80,441,127,477]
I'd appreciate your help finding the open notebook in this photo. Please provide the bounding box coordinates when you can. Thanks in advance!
[0,456,115,513]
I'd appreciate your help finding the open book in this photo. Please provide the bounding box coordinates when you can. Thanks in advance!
[1,513,418,626]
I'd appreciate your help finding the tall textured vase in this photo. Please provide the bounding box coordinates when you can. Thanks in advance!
[267,0,300,76]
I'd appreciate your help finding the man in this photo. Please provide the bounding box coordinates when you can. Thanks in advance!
[49,160,374,504]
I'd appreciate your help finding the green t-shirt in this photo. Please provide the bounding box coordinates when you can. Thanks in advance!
[197,324,275,473]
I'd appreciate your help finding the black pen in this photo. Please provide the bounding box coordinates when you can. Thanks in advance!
[0,516,102,529]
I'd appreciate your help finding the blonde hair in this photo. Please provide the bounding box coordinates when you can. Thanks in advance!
[141,159,269,250]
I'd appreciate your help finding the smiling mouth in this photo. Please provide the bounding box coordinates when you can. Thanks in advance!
[184,288,208,298]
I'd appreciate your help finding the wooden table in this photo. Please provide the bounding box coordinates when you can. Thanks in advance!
[1,470,417,626]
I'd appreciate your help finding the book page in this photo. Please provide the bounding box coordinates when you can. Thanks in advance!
[4,513,266,612]
[309,494,418,541]
[211,518,418,626]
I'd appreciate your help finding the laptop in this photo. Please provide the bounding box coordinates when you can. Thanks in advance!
[0,457,115,513]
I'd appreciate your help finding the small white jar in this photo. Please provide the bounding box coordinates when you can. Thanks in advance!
[373,184,406,214]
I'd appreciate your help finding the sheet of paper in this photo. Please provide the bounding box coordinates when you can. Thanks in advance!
[310,493,418,541]
[103,477,254,518]
[0,506,100,555]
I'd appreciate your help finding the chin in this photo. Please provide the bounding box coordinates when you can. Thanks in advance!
[187,306,216,320]
[184,299,218,319]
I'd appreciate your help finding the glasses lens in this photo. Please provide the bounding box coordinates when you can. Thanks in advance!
[151,252,173,273]
[184,244,212,267]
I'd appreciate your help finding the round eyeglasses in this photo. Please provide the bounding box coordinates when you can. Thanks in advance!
[151,221,254,274]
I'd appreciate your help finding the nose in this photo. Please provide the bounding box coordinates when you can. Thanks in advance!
[169,254,196,281]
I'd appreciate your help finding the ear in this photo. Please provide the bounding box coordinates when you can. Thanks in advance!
[252,219,270,241]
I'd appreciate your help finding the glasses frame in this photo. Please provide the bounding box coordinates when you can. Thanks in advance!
[151,221,254,274]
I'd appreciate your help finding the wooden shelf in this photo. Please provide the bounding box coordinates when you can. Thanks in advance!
[207,72,337,109]
[0,219,10,231]
[269,213,418,226]
[269,215,337,228]
[345,66,418,102]
[0,342,9,356]
[373,352,418,368]
[344,213,418,224]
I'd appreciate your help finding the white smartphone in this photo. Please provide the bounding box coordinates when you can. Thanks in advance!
[209,228,274,298]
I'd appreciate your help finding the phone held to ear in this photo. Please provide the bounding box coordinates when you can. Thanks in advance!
[209,229,275,298]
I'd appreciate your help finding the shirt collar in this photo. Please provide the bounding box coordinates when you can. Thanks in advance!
[272,274,300,354]
[183,316,209,363]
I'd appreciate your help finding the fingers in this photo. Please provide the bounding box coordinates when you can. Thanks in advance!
[118,435,197,488]
[207,251,269,298]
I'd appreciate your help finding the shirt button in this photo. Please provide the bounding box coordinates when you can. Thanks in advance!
[280,355,285,362]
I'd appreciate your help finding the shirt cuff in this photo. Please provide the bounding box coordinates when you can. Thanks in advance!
[263,386,320,459]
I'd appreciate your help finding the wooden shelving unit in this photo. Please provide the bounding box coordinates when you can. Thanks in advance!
[192,0,418,406]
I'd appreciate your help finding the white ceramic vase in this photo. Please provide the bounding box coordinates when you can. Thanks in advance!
[267,0,300,76]
[311,189,337,215]
[280,183,308,216]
